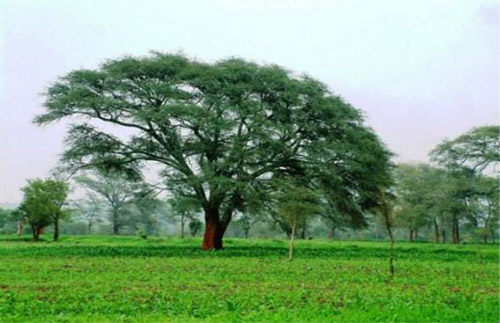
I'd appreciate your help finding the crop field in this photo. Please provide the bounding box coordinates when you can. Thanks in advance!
[0,236,498,322]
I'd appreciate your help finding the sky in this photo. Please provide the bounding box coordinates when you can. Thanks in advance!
[0,0,499,203]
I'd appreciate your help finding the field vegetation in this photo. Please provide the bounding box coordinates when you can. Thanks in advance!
[0,236,498,322]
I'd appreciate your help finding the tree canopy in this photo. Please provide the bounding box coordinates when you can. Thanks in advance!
[431,125,499,174]
[36,53,393,249]
[20,178,70,241]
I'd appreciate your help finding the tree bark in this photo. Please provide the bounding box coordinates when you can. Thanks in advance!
[409,228,414,242]
[53,218,59,241]
[442,230,446,244]
[88,221,92,235]
[202,208,224,250]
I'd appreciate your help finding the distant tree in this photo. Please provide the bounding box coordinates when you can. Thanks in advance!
[188,218,203,237]
[75,171,146,235]
[126,189,163,235]
[431,125,499,174]
[168,196,201,238]
[0,208,11,232]
[394,164,438,241]
[463,175,499,243]
[431,126,500,244]
[73,194,103,234]
[20,179,70,241]
[36,53,393,250]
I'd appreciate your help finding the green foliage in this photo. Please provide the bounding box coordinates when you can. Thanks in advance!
[20,178,70,240]
[0,236,497,322]
[75,171,152,234]
[431,125,499,174]
[36,52,393,248]
[189,218,203,237]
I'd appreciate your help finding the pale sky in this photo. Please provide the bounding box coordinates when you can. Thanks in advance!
[1,0,499,203]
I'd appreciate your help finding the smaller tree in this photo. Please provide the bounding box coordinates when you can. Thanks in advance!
[75,171,146,235]
[21,179,70,241]
[168,196,201,238]
[73,194,103,234]
[188,218,203,237]
[274,181,322,261]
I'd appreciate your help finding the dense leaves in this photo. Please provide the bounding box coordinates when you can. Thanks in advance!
[36,53,393,249]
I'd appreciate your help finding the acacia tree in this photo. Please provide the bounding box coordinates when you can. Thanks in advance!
[36,53,392,250]
[431,125,499,243]
[168,196,201,238]
[75,172,147,235]
[431,125,499,173]
[21,179,70,241]
[74,194,103,234]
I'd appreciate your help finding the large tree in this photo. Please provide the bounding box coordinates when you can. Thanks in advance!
[36,53,392,250]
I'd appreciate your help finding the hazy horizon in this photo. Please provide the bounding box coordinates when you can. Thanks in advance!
[1,0,499,203]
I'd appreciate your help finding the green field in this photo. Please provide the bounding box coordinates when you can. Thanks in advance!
[0,236,498,322]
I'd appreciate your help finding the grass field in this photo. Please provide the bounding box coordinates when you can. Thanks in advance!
[0,235,498,322]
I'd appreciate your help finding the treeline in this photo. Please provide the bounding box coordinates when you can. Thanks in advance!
[0,54,497,248]
[1,125,498,244]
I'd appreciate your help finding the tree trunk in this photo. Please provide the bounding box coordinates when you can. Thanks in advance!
[415,228,418,241]
[31,225,39,241]
[451,216,460,244]
[53,218,59,241]
[180,214,185,239]
[289,218,296,261]
[202,209,224,250]
[442,230,446,244]
[17,221,24,236]
[329,225,335,240]
[434,220,439,243]
[409,228,414,242]
[88,221,92,235]
[300,225,306,240]
[112,209,119,235]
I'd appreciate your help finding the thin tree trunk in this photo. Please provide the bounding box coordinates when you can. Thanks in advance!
[289,218,296,261]
[17,221,24,236]
[382,209,395,279]
[31,225,38,241]
[409,228,414,242]
[300,225,306,240]
[442,230,446,244]
[112,209,119,235]
[434,220,440,243]
[53,218,59,241]
[451,215,459,244]
[88,221,92,235]
[329,225,335,240]
[180,214,185,239]
[415,228,418,241]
